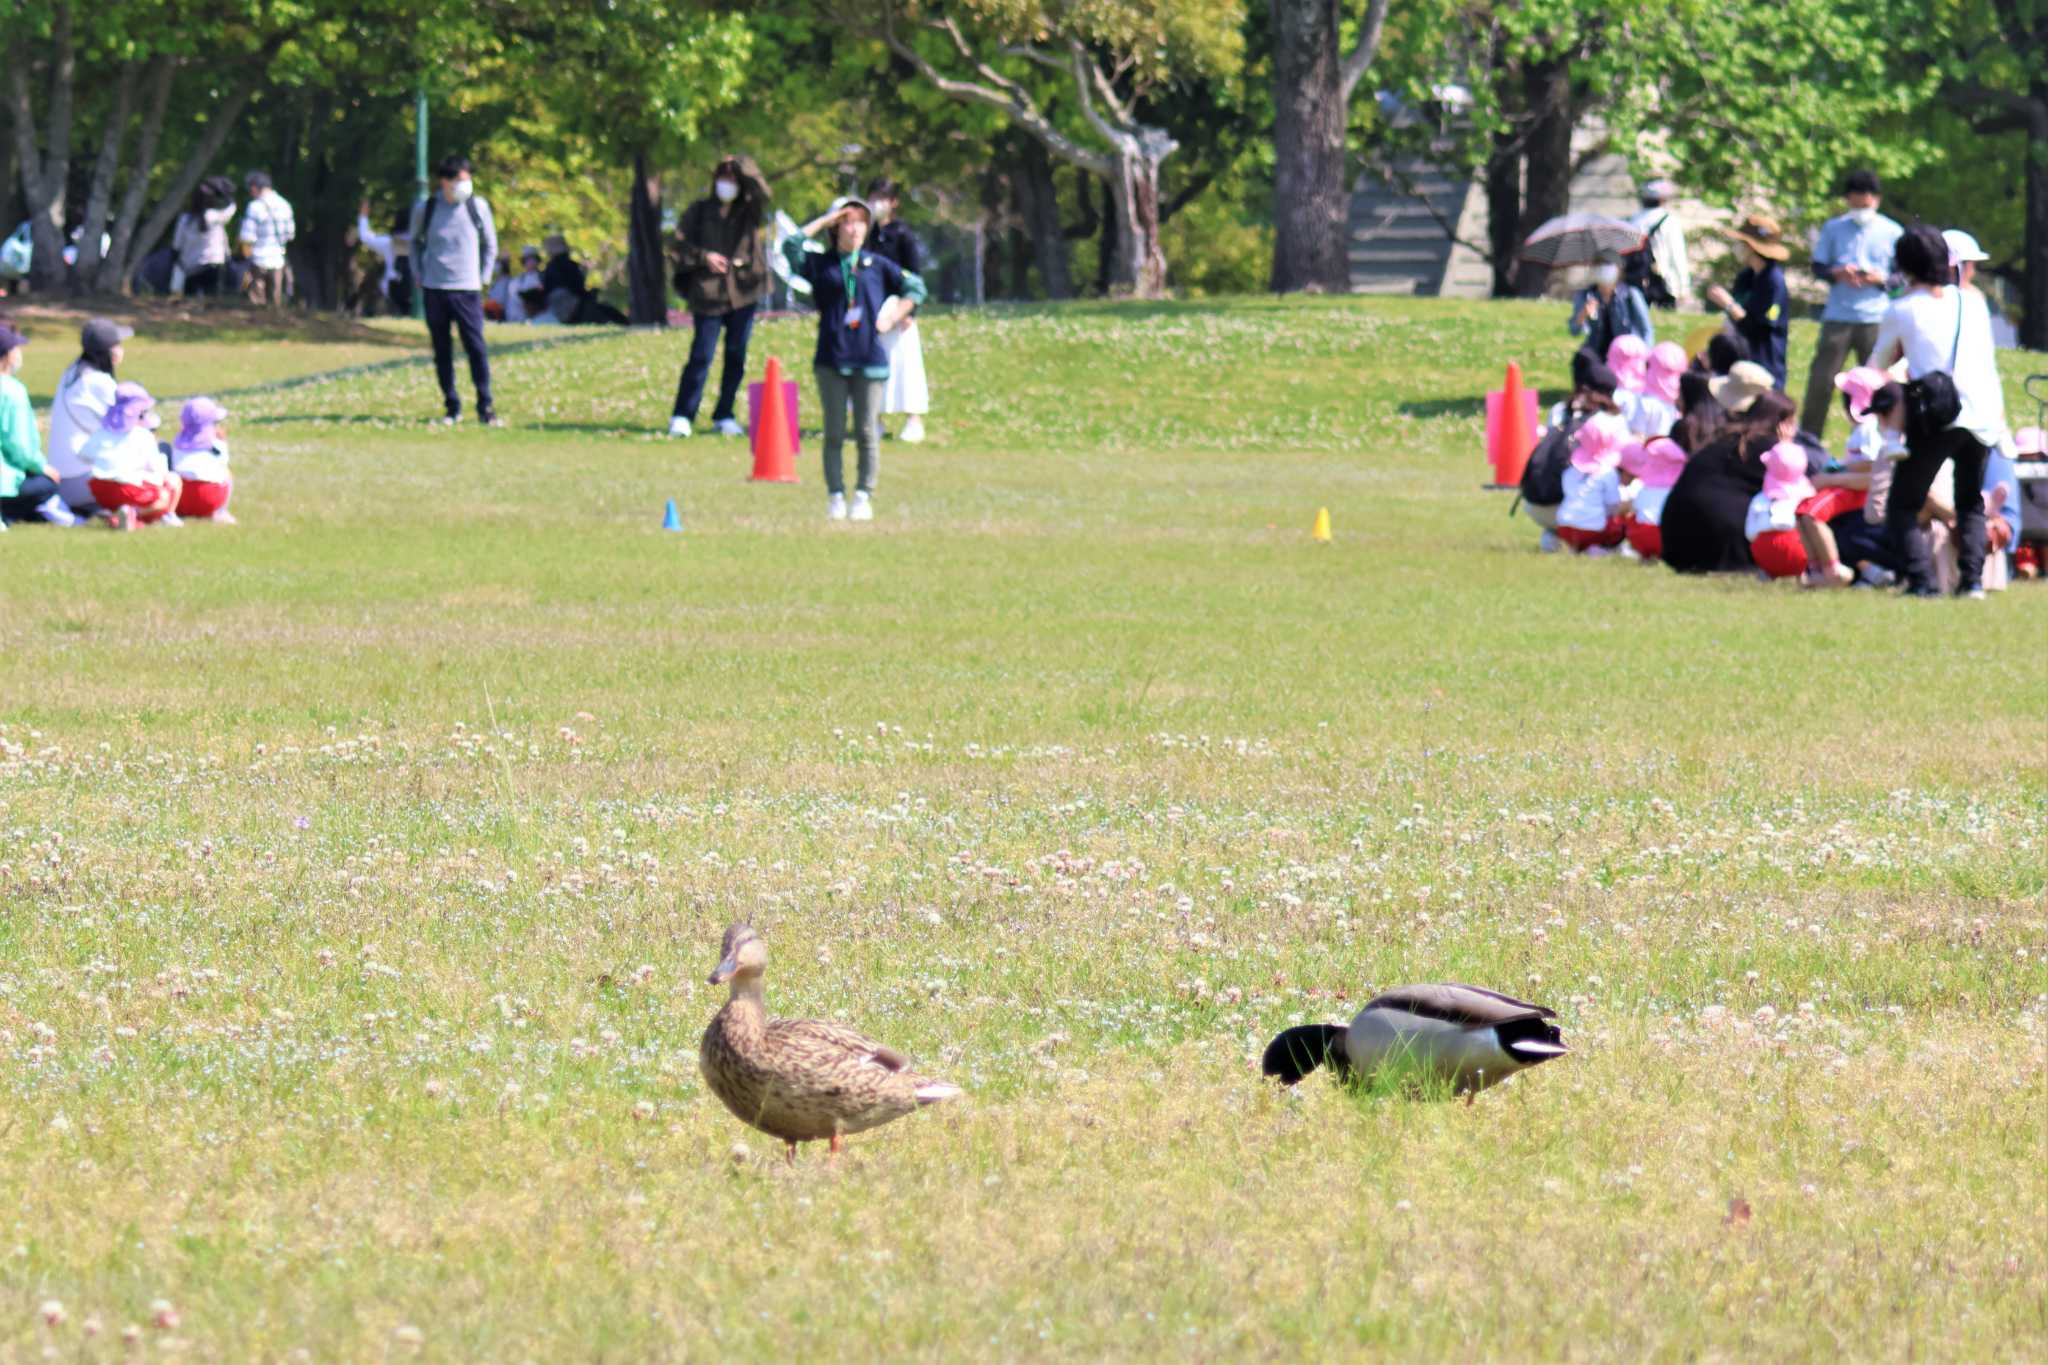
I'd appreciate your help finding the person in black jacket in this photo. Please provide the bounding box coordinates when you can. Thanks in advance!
[1705,215,1791,389]
[864,179,931,442]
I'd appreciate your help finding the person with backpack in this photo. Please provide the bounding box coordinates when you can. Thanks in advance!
[1868,224,2003,599]
[1625,179,1689,309]
[1521,350,1621,552]
[409,155,500,426]
[238,171,295,308]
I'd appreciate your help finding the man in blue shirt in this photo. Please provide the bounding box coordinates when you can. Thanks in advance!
[1799,169,1902,441]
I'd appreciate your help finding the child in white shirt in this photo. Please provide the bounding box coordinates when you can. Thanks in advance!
[1628,341,1685,439]
[1555,412,1630,555]
[1620,435,1687,560]
[170,397,235,523]
[1745,441,1815,578]
[82,382,180,530]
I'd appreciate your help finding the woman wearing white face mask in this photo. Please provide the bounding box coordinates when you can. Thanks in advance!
[670,155,771,438]
[1567,254,1654,359]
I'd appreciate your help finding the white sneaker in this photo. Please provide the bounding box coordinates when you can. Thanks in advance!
[827,492,848,521]
[899,416,926,444]
[667,416,692,438]
[1581,545,1611,558]
[158,512,184,528]
[210,509,238,525]
[849,490,874,521]
[1618,541,1642,561]
[1537,530,1562,554]
[713,417,745,438]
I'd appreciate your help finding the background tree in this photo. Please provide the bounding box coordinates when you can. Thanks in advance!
[1267,0,1390,294]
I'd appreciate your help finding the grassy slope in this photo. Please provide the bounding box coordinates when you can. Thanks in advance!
[0,296,2042,1361]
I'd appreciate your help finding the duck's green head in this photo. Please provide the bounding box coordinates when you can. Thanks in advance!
[708,923,767,986]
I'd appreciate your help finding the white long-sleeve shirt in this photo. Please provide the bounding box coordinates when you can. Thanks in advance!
[1558,467,1621,532]
[47,366,118,481]
[356,214,401,290]
[1629,206,1690,303]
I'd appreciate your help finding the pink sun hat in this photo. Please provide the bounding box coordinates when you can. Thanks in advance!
[101,380,160,434]
[1833,365,1892,419]
[2014,426,2045,457]
[1635,435,1689,490]
[175,396,230,453]
[1570,412,1630,477]
[1643,341,1686,406]
[1761,441,1814,505]
[1606,335,1651,393]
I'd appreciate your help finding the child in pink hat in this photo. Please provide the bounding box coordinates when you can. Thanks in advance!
[1626,341,1686,440]
[1605,335,1651,434]
[169,396,235,523]
[1832,365,1901,469]
[82,381,181,530]
[1744,441,1818,578]
[1620,435,1687,560]
[1554,412,1630,554]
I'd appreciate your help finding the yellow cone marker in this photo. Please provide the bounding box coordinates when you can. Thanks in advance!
[1311,507,1332,542]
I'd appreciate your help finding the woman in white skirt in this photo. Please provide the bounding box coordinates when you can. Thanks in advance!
[865,179,929,443]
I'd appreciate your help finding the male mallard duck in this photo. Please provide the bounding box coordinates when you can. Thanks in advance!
[698,923,961,1160]
[1262,984,1566,1097]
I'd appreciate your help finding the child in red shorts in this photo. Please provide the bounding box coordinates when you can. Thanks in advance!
[82,381,179,531]
[1554,413,1629,555]
[1745,441,1815,579]
[170,397,234,522]
[1620,435,1686,561]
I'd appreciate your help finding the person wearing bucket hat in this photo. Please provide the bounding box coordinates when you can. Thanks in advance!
[1745,440,1819,579]
[783,195,929,522]
[1627,341,1687,440]
[0,323,74,525]
[1552,413,1631,554]
[1708,360,1777,416]
[169,397,236,523]
[47,316,133,515]
[1704,215,1790,390]
[1620,435,1688,561]
[1799,170,1903,440]
[82,381,180,530]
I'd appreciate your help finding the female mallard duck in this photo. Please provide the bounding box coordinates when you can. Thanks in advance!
[699,923,961,1160]
[1262,984,1567,1097]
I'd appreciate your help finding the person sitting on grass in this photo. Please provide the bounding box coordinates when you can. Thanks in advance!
[1746,440,1818,581]
[783,195,928,523]
[1553,413,1631,556]
[47,316,131,516]
[1620,435,1686,562]
[1628,342,1687,440]
[1659,383,1792,575]
[0,322,74,526]
[169,397,236,524]
[82,382,180,531]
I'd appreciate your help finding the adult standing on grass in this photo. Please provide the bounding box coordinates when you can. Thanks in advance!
[1869,225,2004,599]
[0,323,67,525]
[410,155,500,427]
[171,178,235,299]
[46,317,131,517]
[1798,171,1902,440]
[865,179,930,444]
[1626,179,1690,309]
[1703,215,1791,390]
[1567,254,1653,359]
[238,171,295,308]
[783,196,927,522]
[669,156,771,439]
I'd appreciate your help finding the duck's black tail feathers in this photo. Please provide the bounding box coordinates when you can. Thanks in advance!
[1261,1024,1349,1085]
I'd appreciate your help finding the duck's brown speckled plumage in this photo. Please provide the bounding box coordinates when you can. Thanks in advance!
[698,924,959,1154]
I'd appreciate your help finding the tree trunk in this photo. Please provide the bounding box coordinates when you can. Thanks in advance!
[1013,135,1072,299]
[95,56,176,294]
[118,84,253,283]
[1103,137,1169,296]
[1094,177,1115,295]
[1484,121,1523,299]
[72,57,140,292]
[1269,0,1350,294]
[9,1,76,293]
[2025,84,2048,351]
[1514,55,1574,298]
[627,148,666,326]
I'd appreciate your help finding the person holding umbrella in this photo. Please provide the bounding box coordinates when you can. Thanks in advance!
[1567,253,1654,357]
[1704,214,1791,390]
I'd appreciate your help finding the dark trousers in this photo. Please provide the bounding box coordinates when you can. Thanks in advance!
[182,265,223,298]
[1887,424,1990,593]
[673,304,756,421]
[424,287,494,419]
[0,473,61,521]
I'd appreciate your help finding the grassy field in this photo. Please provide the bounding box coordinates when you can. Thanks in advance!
[1,295,2043,1361]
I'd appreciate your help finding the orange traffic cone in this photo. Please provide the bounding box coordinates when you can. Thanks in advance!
[1486,361,1538,487]
[749,356,799,483]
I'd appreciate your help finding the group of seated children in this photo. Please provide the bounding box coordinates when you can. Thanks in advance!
[1,317,237,532]
[1528,333,2023,591]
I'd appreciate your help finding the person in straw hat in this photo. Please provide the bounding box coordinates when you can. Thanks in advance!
[1704,214,1791,390]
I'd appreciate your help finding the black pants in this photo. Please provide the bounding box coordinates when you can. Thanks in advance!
[673,304,756,422]
[1887,424,1989,593]
[0,473,61,521]
[183,265,223,298]
[423,287,494,419]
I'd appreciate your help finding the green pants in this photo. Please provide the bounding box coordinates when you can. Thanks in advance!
[815,367,882,496]
[1799,320,1881,442]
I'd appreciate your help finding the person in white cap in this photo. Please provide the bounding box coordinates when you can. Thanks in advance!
[1944,228,2023,558]
[1626,179,1689,308]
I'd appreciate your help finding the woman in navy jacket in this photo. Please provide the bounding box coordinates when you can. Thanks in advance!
[784,196,928,521]
[1705,214,1792,389]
